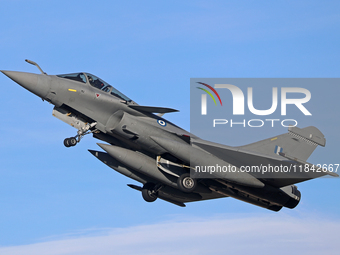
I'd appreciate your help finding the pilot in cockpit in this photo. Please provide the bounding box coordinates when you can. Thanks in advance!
[88,75,104,89]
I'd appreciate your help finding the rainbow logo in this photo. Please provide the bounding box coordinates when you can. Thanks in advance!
[197,82,222,106]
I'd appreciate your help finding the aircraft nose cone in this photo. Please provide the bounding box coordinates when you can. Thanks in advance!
[1,70,37,86]
[1,70,50,99]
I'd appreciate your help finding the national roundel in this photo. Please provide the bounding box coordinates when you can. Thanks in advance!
[157,119,167,127]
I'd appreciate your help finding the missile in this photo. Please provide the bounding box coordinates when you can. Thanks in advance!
[97,143,179,188]
[150,136,265,188]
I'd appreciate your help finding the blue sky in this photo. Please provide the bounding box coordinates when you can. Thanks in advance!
[0,1,339,254]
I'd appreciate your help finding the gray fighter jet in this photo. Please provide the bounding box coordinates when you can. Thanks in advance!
[2,60,338,211]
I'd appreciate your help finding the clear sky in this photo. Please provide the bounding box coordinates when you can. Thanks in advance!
[0,1,339,254]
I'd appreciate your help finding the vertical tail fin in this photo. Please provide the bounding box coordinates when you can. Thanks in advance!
[239,126,326,162]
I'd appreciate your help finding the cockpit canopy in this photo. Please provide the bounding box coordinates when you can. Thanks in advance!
[57,72,132,102]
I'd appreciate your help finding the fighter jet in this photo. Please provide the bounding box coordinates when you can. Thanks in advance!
[2,60,338,211]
